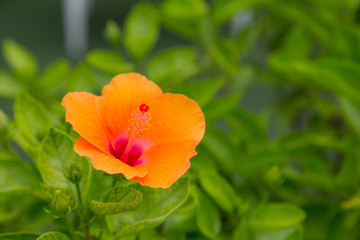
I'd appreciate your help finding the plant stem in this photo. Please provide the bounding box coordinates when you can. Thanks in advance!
[75,182,82,204]
[75,182,90,240]
[62,216,79,240]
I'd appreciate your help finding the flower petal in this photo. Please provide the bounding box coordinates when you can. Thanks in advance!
[62,92,108,153]
[132,142,195,188]
[74,137,148,179]
[146,93,205,146]
[95,73,163,144]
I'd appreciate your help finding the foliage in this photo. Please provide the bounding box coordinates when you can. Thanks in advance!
[1,0,360,239]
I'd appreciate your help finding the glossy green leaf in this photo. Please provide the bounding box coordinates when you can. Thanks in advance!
[341,98,360,135]
[147,46,199,86]
[36,232,69,240]
[103,20,122,47]
[0,71,22,98]
[249,203,306,231]
[107,178,190,237]
[193,186,221,239]
[37,128,92,201]
[204,93,241,121]
[255,226,302,240]
[14,91,50,144]
[2,38,38,81]
[198,170,237,213]
[226,107,267,143]
[66,62,94,92]
[173,78,223,107]
[240,148,288,178]
[38,59,70,89]
[212,0,274,25]
[124,2,159,61]
[0,161,35,193]
[202,127,236,173]
[90,186,141,215]
[86,50,133,76]
[0,232,38,240]
[160,0,207,38]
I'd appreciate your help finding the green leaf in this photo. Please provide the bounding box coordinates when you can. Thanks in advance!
[240,148,288,178]
[14,91,50,144]
[124,2,159,61]
[160,0,207,39]
[0,232,39,240]
[38,59,70,89]
[202,127,237,174]
[146,46,199,86]
[0,71,22,98]
[249,203,306,231]
[86,50,133,76]
[198,170,237,213]
[103,20,122,47]
[66,62,95,92]
[37,128,92,202]
[192,186,221,239]
[226,107,267,144]
[340,98,360,135]
[255,226,303,240]
[173,78,223,107]
[212,0,274,25]
[204,93,241,121]
[2,38,38,81]
[90,186,142,215]
[0,161,36,193]
[36,232,70,240]
[107,178,190,237]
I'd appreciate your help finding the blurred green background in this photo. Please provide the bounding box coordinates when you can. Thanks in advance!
[2,0,360,239]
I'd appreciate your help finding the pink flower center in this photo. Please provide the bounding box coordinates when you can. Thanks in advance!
[108,104,150,166]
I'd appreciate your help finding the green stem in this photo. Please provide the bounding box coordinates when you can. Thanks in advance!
[62,216,79,240]
[98,216,105,240]
[75,183,82,204]
[75,182,90,240]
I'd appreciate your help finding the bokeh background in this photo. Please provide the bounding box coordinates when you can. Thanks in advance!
[1,0,360,239]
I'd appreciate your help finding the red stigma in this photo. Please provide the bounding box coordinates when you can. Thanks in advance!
[139,104,149,113]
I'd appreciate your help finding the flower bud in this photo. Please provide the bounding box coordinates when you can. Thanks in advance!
[51,190,71,218]
[67,164,82,184]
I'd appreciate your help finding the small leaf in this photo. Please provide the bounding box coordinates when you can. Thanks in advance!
[38,59,70,89]
[255,226,303,240]
[198,170,237,213]
[103,20,122,47]
[37,128,92,202]
[173,79,223,107]
[249,203,306,231]
[204,93,241,121]
[36,232,70,240]
[108,178,190,237]
[0,232,39,240]
[146,46,199,86]
[0,71,22,98]
[0,161,37,193]
[193,186,221,239]
[2,38,38,81]
[14,91,50,145]
[66,62,95,92]
[124,2,159,61]
[240,148,288,178]
[160,0,207,38]
[87,50,133,75]
[90,186,142,215]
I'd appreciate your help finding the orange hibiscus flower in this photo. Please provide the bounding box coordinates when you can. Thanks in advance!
[62,73,205,188]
